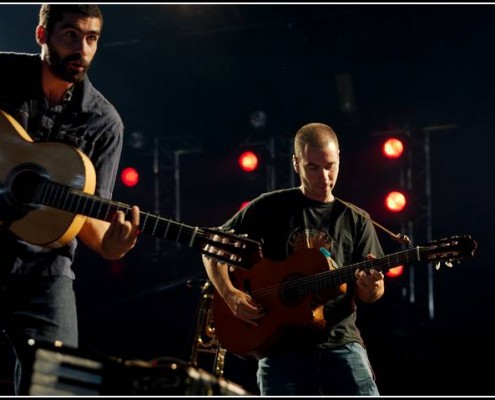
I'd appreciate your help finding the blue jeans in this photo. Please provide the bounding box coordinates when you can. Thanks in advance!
[257,342,379,396]
[0,275,78,395]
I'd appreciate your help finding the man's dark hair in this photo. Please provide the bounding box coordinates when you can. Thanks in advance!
[39,4,103,35]
[294,122,339,158]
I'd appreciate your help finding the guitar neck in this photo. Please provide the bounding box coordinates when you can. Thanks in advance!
[302,247,423,295]
[38,177,201,247]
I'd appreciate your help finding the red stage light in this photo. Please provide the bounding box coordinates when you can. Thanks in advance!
[385,191,407,212]
[382,138,404,159]
[121,167,139,187]
[239,201,250,210]
[385,265,404,278]
[238,151,259,172]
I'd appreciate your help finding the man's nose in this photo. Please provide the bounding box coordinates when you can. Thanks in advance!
[320,169,331,180]
[73,38,89,56]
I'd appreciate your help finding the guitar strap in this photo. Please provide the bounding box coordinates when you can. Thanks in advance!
[335,197,412,246]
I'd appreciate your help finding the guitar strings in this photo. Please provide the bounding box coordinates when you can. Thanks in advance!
[40,179,463,281]
[40,179,255,267]
[246,249,426,301]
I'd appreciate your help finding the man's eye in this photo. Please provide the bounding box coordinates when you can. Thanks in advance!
[63,31,77,40]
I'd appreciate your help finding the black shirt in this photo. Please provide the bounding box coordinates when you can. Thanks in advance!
[222,187,384,349]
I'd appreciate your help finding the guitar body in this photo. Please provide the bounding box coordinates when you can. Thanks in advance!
[0,109,96,247]
[212,248,333,359]
[212,234,478,359]
[0,109,263,269]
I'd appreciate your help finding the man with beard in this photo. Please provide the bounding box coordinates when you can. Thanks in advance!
[0,5,140,395]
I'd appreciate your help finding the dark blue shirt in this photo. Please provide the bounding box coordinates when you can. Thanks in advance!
[0,52,124,278]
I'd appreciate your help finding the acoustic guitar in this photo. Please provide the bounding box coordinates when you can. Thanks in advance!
[0,109,262,270]
[212,235,477,359]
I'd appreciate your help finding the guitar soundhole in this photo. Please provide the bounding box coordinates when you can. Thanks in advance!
[279,273,306,306]
[7,164,47,207]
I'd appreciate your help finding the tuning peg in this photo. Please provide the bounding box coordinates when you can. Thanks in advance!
[444,261,453,268]
[435,261,441,270]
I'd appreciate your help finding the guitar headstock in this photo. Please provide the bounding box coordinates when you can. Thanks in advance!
[422,234,478,269]
[200,227,263,270]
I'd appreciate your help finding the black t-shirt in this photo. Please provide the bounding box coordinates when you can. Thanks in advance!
[222,187,384,350]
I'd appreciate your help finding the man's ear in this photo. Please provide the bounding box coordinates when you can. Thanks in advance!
[292,155,299,173]
[36,25,47,45]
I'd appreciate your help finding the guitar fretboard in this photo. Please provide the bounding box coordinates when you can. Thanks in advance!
[37,178,200,247]
[305,247,422,295]
[30,175,263,270]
